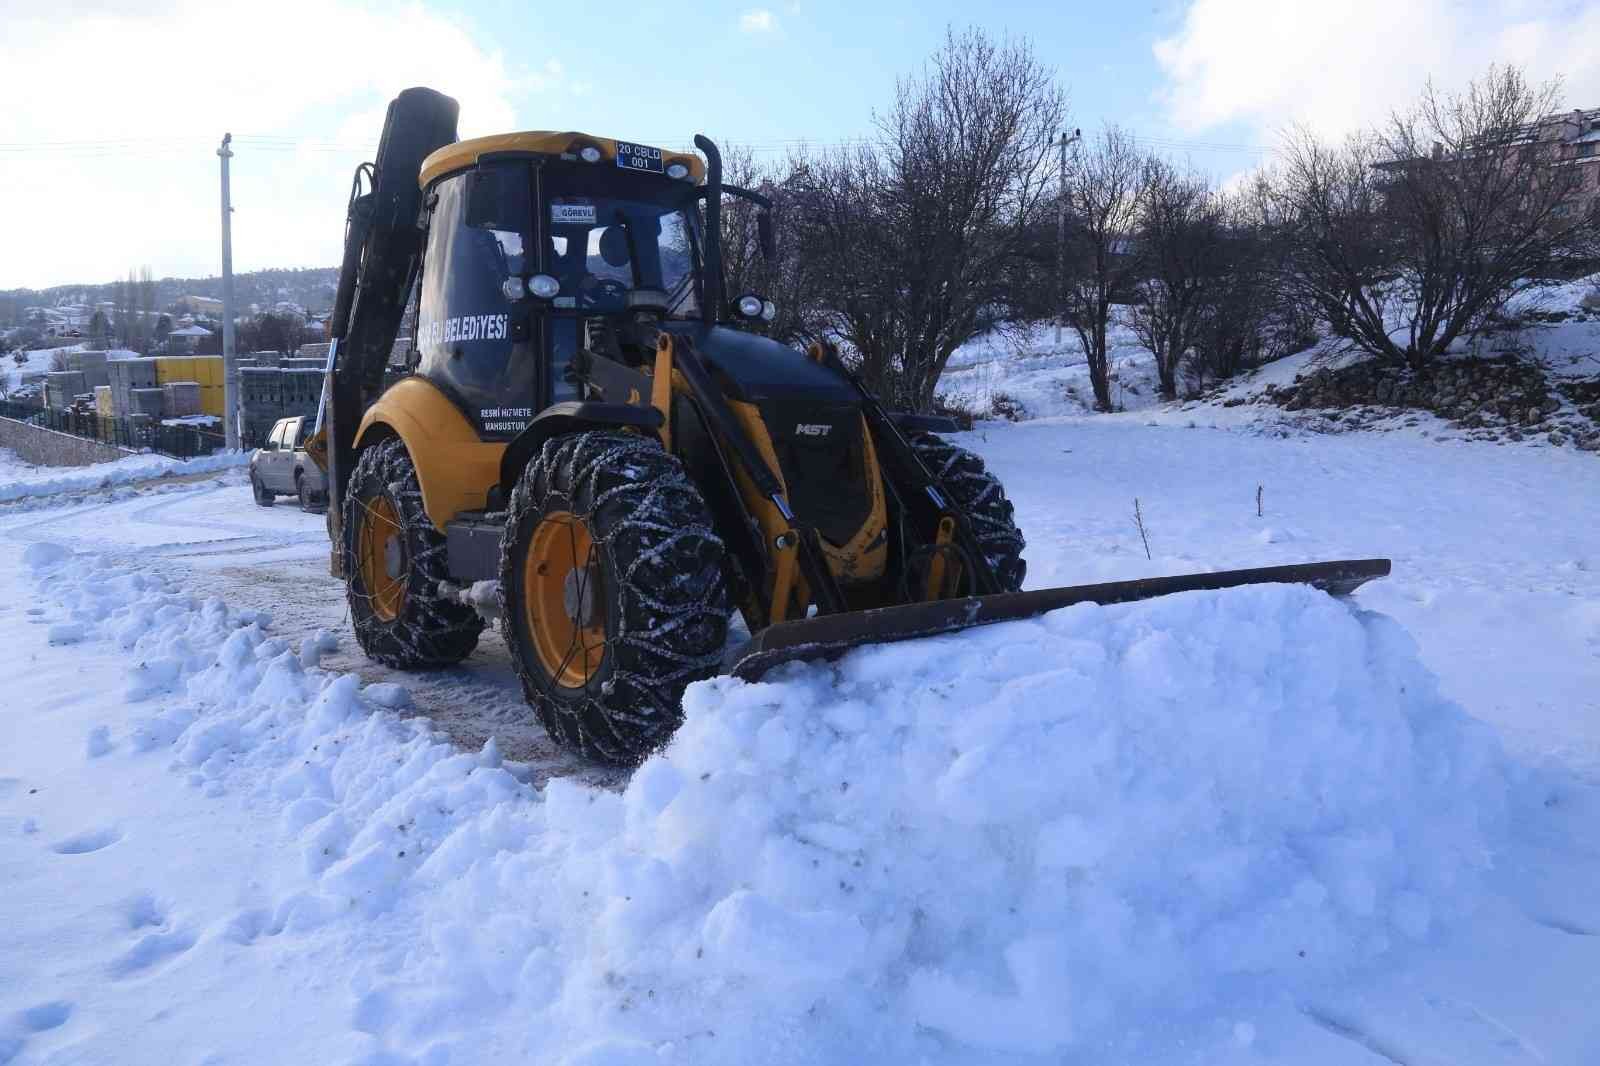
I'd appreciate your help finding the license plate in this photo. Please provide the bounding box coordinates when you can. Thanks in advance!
[615,141,664,174]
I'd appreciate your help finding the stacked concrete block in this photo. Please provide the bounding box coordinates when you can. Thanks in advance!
[154,356,224,416]
[163,381,202,417]
[282,368,324,414]
[129,388,166,418]
[108,358,158,416]
[45,371,87,409]
[94,386,114,417]
[72,350,110,389]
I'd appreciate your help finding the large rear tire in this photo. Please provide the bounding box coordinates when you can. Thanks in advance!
[909,431,1027,592]
[341,438,483,668]
[500,431,729,764]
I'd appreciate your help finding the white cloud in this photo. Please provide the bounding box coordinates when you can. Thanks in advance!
[0,0,541,289]
[739,9,778,34]
[1154,0,1600,144]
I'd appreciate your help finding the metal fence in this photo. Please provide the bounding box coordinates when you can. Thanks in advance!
[0,399,248,459]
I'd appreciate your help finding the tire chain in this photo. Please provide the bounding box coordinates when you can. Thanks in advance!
[908,431,1028,591]
[342,437,484,668]
[500,431,730,764]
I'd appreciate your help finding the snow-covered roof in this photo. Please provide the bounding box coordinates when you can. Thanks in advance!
[167,325,212,337]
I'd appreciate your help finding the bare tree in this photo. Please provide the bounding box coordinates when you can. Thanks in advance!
[714,145,826,349]
[88,309,109,350]
[1184,179,1311,390]
[112,273,131,348]
[1060,126,1147,411]
[135,265,156,353]
[1129,159,1225,400]
[1277,66,1594,370]
[793,27,1066,410]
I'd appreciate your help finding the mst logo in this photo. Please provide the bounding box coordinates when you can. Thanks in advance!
[794,423,832,437]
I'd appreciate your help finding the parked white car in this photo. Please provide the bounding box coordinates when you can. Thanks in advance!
[249,415,326,512]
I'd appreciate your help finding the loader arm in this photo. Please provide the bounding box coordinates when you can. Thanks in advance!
[321,88,460,563]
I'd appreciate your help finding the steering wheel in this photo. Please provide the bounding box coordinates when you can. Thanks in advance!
[579,276,629,305]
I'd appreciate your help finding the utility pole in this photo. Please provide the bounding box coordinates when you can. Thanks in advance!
[1054,127,1081,348]
[217,133,239,450]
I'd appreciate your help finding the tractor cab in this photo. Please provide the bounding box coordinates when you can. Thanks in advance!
[414,133,769,438]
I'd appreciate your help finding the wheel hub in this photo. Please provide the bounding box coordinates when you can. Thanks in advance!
[356,495,406,622]
[562,565,599,626]
[524,511,606,690]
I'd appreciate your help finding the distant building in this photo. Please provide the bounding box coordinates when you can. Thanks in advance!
[178,294,224,316]
[1376,106,1600,221]
[1541,108,1600,220]
[166,323,212,353]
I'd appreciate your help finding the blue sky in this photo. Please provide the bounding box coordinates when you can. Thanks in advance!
[4,0,1599,288]
[414,0,1247,166]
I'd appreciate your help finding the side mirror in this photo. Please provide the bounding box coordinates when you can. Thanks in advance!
[757,210,776,259]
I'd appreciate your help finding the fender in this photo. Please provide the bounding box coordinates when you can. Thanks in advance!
[891,412,962,434]
[355,376,505,529]
[498,401,664,498]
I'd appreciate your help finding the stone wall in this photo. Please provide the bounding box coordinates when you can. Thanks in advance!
[1257,356,1600,450]
[0,417,128,466]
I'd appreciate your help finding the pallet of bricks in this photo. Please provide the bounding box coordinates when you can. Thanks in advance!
[153,356,223,416]
[239,366,283,446]
[163,381,202,418]
[283,367,323,420]
[107,357,157,416]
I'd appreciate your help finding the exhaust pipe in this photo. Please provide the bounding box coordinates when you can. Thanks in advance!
[694,134,723,325]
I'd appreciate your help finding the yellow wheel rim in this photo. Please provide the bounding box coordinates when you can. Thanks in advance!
[524,511,607,690]
[357,495,406,622]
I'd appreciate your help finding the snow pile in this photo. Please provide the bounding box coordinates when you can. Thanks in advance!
[24,545,1517,1063]
[0,448,246,502]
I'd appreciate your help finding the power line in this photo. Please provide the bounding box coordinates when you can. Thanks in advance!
[0,131,1280,158]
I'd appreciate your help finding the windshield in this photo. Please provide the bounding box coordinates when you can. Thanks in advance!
[540,165,702,317]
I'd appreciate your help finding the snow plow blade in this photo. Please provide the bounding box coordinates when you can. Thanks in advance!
[729,558,1391,682]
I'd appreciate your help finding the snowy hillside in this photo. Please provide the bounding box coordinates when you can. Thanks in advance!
[939,321,1163,420]
[1,407,1597,1064]
[940,277,1600,454]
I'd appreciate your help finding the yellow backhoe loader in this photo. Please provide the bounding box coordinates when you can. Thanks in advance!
[308,88,1388,763]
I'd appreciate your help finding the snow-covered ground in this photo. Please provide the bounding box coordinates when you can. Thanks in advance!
[0,447,247,504]
[2,344,85,395]
[1,405,1596,1064]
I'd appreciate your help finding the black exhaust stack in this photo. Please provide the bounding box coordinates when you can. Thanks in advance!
[694,134,723,325]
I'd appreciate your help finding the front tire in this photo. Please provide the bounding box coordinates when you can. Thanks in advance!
[250,470,274,507]
[909,432,1027,591]
[500,431,729,764]
[341,438,483,669]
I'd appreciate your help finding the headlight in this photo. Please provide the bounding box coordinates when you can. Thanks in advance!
[501,277,525,302]
[761,300,777,322]
[737,294,763,318]
[527,274,561,299]
[579,146,602,163]
[666,162,690,180]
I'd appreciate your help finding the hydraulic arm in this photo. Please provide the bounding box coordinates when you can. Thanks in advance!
[322,87,459,564]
